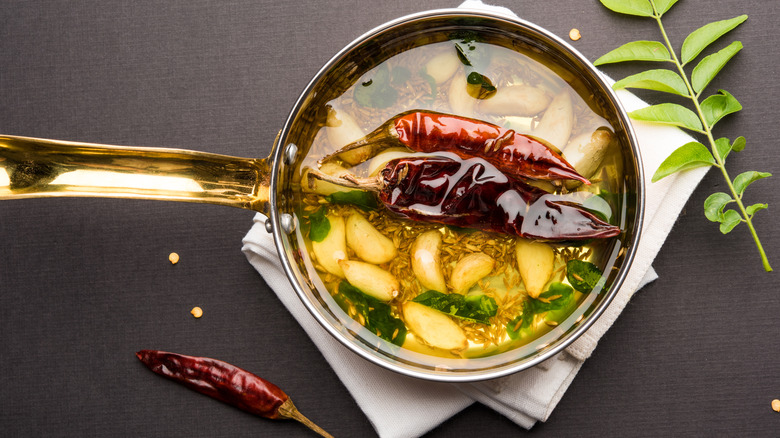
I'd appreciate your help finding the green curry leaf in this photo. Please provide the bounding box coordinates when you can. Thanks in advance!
[746,203,768,218]
[506,301,535,340]
[731,136,746,152]
[566,260,606,294]
[714,136,747,162]
[597,3,770,271]
[714,137,731,161]
[700,90,742,128]
[629,104,703,132]
[535,283,575,311]
[453,33,490,71]
[354,63,398,109]
[733,171,771,197]
[337,282,407,346]
[599,0,654,17]
[681,15,748,65]
[651,141,714,182]
[613,69,688,96]
[466,294,499,317]
[412,291,498,325]
[719,209,742,234]
[325,191,378,211]
[704,192,733,222]
[308,207,331,242]
[466,71,497,99]
[691,41,742,94]
[455,43,472,66]
[594,41,671,65]
[506,283,576,339]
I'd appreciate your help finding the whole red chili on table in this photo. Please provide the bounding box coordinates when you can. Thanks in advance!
[321,110,590,184]
[136,350,334,438]
[309,156,619,241]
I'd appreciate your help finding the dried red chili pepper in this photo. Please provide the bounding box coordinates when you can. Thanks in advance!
[309,156,619,241]
[321,110,590,184]
[136,350,333,438]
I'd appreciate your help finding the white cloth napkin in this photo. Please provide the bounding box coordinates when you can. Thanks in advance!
[241,3,709,436]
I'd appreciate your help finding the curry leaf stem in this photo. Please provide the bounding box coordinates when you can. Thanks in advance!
[653,12,772,271]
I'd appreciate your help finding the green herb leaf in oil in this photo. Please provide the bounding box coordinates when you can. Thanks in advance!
[506,301,535,340]
[506,283,576,340]
[535,283,575,312]
[325,191,378,211]
[466,71,497,99]
[451,31,490,69]
[308,207,331,242]
[337,282,407,346]
[412,290,498,325]
[354,63,398,109]
[596,1,770,271]
[566,260,606,294]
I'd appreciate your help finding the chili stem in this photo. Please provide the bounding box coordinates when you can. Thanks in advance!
[277,399,335,438]
[306,168,382,192]
[652,7,772,272]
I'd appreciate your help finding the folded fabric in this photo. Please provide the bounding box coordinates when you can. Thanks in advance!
[241,2,709,436]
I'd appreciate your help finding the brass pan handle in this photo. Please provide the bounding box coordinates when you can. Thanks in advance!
[0,135,272,213]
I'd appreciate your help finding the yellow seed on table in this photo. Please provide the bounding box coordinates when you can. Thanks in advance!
[569,28,581,41]
[190,307,203,318]
[168,252,179,264]
[772,399,780,412]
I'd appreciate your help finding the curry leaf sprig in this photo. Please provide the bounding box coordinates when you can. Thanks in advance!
[596,0,772,272]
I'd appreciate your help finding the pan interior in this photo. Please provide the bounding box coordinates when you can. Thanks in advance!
[271,11,643,382]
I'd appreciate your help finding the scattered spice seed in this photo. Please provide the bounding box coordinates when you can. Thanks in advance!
[569,28,581,41]
[169,252,180,264]
[190,307,203,318]
[772,399,780,412]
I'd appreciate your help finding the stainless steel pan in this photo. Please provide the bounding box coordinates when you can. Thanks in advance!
[0,9,644,382]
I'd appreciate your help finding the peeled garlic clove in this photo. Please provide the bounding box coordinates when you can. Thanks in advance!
[339,260,399,302]
[311,214,347,277]
[450,252,495,294]
[402,301,468,351]
[563,127,614,188]
[515,239,554,299]
[424,51,461,85]
[478,84,551,116]
[325,109,368,165]
[447,73,477,119]
[302,163,354,195]
[411,230,447,293]
[532,90,574,151]
[346,212,397,264]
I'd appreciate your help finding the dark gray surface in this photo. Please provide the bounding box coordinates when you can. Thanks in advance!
[1,0,778,436]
